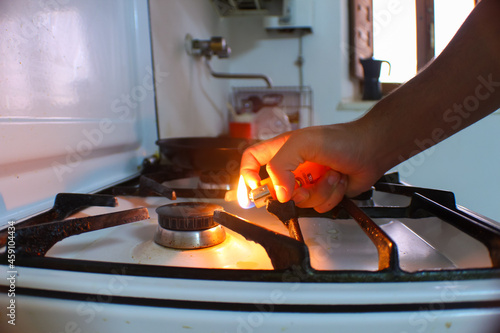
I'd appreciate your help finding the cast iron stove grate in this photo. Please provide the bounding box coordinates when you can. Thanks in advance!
[2,172,500,283]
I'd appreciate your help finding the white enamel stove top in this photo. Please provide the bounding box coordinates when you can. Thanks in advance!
[1,188,500,333]
[44,190,492,273]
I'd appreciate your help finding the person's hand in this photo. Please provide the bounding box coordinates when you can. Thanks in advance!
[240,0,500,213]
[240,121,384,212]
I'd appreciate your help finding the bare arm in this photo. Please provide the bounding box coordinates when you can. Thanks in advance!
[240,0,500,212]
[359,0,500,176]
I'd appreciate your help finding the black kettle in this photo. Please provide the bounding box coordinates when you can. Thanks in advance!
[360,57,391,100]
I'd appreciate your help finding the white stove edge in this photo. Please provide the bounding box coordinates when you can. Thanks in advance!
[1,265,499,333]
[2,264,499,306]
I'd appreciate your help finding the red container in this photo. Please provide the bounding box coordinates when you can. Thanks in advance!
[229,122,252,139]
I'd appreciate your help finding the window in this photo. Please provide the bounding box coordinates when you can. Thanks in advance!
[372,0,416,83]
[433,0,475,57]
[350,0,477,87]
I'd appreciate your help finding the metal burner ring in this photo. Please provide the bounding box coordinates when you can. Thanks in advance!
[154,224,226,249]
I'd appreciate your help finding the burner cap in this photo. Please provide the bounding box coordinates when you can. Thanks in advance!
[154,202,226,249]
[156,202,222,231]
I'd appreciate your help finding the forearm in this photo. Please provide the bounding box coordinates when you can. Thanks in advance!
[239,0,500,210]
[357,0,500,175]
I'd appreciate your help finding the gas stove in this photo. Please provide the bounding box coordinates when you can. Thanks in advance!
[1,168,500,333]
[1,0,500,332]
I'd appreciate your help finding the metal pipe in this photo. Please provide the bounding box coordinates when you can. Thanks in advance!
[205,58,273,88]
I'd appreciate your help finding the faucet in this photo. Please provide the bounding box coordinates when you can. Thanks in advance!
[186,34,273,88]
[187,35,231,59]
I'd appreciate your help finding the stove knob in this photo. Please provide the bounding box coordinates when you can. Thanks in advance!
[156,202,223,231]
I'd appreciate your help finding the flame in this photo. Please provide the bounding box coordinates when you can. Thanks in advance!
[237,175,254,209]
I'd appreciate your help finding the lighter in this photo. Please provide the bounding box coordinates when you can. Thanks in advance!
[247,161,330,208]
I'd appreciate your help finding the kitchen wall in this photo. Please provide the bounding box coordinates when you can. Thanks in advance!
[149,0,359,138]
[150,0,500,221]
[222,0,358,126]
[149,0,230,138]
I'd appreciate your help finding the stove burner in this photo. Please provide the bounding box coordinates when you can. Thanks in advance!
[154,202,226,249]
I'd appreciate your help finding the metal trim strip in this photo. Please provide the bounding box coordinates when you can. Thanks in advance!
[3,286,500,313]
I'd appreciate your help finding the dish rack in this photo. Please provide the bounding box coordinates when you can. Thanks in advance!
[231,86,313,131]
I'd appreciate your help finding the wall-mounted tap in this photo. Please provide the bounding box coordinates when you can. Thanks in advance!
[185,34,273,88]
[185,34,231,59]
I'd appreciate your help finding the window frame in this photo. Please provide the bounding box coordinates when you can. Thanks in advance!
[349,0,479,96]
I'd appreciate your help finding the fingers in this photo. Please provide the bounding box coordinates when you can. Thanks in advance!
[239,123,377,211]
[240,133,291,189]
[241,128,332,203]
[264,131,317,202]
[292,170,347,213]
[265,164,296,202]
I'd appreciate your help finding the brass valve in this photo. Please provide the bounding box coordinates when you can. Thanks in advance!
[186,34,231,59]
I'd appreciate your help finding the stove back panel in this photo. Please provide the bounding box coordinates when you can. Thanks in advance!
[0,0,157,226]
